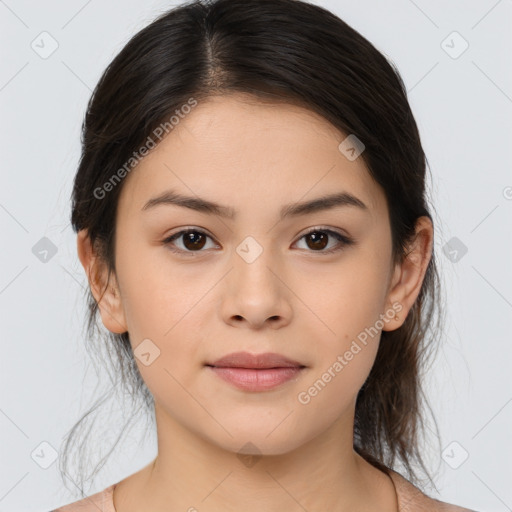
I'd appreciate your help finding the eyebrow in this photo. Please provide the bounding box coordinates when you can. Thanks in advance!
[141,189,369,219]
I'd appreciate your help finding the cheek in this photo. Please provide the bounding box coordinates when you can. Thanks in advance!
[115,238,196,336]
[115,243,211,382]
[118,276,206,413]
[309,256,388,341]
[296,330,380,424]
[297,252,388,388]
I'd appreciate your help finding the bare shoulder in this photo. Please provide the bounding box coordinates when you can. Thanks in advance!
[387,469,480,512]
[51,483,116,512]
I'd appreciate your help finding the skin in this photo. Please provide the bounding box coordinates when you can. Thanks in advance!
[77,93,433,512]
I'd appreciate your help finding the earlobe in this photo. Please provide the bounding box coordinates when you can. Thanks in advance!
[382,216,433,331]
[76,229,128,334]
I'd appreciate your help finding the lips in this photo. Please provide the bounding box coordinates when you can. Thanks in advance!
[207,351,305,369]
[205,351,307,392]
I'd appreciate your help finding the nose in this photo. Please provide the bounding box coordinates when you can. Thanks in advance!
[220,243,293,330]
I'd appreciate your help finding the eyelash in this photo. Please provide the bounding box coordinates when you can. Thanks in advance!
[162,227,355,256]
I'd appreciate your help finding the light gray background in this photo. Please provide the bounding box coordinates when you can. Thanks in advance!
[1,1,511,511]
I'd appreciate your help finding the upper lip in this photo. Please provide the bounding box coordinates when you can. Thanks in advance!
[207,351,305,369]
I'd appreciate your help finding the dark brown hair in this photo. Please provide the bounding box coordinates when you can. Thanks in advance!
[61,0,444,497]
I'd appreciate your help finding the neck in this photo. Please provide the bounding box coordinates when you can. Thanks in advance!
[113,403,398,512]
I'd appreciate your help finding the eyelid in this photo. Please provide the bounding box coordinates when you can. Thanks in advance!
[297,225,350,240]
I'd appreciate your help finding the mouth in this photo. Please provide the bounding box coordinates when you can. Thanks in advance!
[205,351,306,392]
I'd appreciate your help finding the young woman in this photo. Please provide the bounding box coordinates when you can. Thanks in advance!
[52,0,478,510]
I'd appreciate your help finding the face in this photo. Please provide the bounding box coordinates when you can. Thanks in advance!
[83,93,416,456]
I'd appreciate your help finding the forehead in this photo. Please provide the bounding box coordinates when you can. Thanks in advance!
[117,93,386,220]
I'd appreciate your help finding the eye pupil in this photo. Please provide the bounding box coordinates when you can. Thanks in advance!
[183,231,206,250]
[306,231,328,250]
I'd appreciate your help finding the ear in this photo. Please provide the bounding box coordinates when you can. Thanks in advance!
[76,229,128,334]
[382,216,434,331]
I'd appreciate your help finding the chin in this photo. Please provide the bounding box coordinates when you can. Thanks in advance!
[201,423,315,459]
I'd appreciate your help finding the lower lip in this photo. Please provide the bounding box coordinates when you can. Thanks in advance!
[207,366,304,391]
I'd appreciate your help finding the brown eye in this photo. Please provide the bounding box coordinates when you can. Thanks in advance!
[295,228,354,254]
[163,229,216,253]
